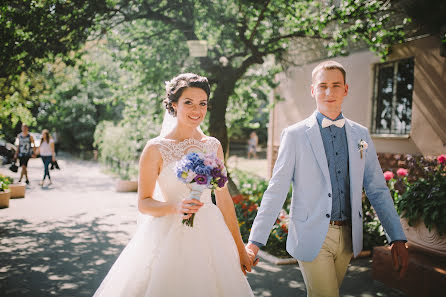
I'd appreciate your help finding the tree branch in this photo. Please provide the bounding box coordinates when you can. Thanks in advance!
[248,0,271,44]
[264,30,331,47]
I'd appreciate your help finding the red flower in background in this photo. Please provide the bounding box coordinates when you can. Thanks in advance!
[437,154,446,164]
[397,168,408,177]
[232,194,243,204]
[281,225,288,233]
[383,171,394,181]
[241,203,248,210]
[248,204,258,212]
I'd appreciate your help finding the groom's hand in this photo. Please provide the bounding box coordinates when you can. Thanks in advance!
[391,241,409,278]
[246,242,260,266]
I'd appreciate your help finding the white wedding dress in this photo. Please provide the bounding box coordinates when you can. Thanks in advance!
[93,136,254,297]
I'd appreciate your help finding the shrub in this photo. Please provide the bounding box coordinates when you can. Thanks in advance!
[0,174,12,192]
[230,169,292,258]
[396,154,446,235]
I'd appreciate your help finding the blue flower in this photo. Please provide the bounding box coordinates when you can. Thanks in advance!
[195,165,211,176]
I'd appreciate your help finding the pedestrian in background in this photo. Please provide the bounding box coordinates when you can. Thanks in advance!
[14,124,35,185]
[247,131,258,159]
[50,129,60,170]
[38,129,55,186]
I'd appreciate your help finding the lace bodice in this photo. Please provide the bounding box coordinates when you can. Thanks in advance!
[151,137,220,165]
[149,136,221,204]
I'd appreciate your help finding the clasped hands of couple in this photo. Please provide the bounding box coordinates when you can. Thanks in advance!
[178,197,409,278]
[243,238,409,278]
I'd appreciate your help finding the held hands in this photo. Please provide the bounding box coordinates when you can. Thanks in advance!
[391,241,409,278]
[244,242,260,273]
[175,199,204,220]
[239,248,253,275]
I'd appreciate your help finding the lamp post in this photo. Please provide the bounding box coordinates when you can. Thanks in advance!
[186,40,207,57]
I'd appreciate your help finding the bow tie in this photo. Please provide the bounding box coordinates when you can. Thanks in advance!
[321,118,345,128]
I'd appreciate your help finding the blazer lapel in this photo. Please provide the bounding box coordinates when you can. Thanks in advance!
[345,119,365,201]
[305,113,331,186]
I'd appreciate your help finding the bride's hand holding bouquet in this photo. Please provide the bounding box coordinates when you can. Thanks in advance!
[175,151,228,227]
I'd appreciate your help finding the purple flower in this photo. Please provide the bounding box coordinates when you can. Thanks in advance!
[217,176,228,188]
[211,167,222,178]
[194,174,208,185]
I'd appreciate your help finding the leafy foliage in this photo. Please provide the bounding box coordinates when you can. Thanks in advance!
[1,0,409,156]
[231,168,293,258]
[362,193,387,250]
[0,0,110,78]
[35,44,127,151]
[0,174,13,192]
[94,121,155,180]
[397,157,446,235]
[101,0,408,154]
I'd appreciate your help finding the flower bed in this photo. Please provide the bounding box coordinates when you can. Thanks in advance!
[230,169,292,258]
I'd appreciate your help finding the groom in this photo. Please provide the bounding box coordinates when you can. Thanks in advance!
[246,61,409,296]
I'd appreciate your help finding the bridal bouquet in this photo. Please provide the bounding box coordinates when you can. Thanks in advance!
[175,152,228,227]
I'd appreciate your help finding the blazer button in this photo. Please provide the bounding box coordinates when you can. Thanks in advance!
[328,193,332,197]
[326,214,330,218]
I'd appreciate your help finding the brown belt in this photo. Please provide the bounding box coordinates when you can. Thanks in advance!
[329,220,350,226]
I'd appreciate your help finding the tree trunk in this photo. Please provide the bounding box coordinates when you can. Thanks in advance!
[208,75,240,196]
[208,76,237,158]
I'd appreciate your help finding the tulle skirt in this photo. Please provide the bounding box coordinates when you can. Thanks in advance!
[93,203,254,297]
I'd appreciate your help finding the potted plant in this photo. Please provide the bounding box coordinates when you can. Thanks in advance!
[0,174,12,208]
[9,179,26,199]
[115,171,138,193]
[394,155,446,256]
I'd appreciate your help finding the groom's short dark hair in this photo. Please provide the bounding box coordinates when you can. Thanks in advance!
[312,61,346,84]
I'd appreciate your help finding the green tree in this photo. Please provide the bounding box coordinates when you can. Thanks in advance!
[104,0,408,154]
[0,0,111,140]
[0,0,111,78]
[36,43,127,151]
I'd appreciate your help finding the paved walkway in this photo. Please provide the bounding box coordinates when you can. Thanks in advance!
[0,154,408,297]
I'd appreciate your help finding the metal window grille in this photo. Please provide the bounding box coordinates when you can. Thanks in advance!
[371,58,414,135]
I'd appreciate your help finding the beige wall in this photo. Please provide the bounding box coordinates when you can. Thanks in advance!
[388,36,446,154]
[268,35,446,175]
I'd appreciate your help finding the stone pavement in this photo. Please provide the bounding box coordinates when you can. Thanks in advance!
[0,154,408,297]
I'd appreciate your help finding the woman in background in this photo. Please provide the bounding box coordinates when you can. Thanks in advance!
[38,129,55,186]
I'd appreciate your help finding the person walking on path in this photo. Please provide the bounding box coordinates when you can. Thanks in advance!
[38,129,56,186]
[246,61,409,297]
[14,124,35,185]
[247,131,259,159]
[50,129,60,170]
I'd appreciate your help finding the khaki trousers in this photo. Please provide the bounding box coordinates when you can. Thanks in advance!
[298,224,353,297]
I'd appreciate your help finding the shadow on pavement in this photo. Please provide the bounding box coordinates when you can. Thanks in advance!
[0,216,132,297]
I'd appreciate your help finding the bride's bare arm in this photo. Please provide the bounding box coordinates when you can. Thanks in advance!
[138,142,203,218]
[138,142,176,216]
[215,144,252,274]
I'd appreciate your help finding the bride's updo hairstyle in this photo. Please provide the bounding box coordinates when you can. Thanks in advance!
[164,73,211,116]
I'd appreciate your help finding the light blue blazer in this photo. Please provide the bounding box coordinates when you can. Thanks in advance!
[249,111,406,261]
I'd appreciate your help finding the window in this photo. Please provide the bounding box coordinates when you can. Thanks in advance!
[371,58,414,135]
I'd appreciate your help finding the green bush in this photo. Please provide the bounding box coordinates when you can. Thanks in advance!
[231,168,399,255]
[230,169,292,258]
[0,174,12,192]
[362,194,387,250]
[94,121,145,180]
[396,155,446,235]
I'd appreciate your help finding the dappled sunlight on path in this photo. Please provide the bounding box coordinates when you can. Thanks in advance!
[0,153,408,297]
[0,216,132,297]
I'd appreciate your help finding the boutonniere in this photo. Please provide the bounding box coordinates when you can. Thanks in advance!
[358,139,368,159]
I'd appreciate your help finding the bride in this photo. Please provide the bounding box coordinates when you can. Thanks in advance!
[93,73,254,297]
